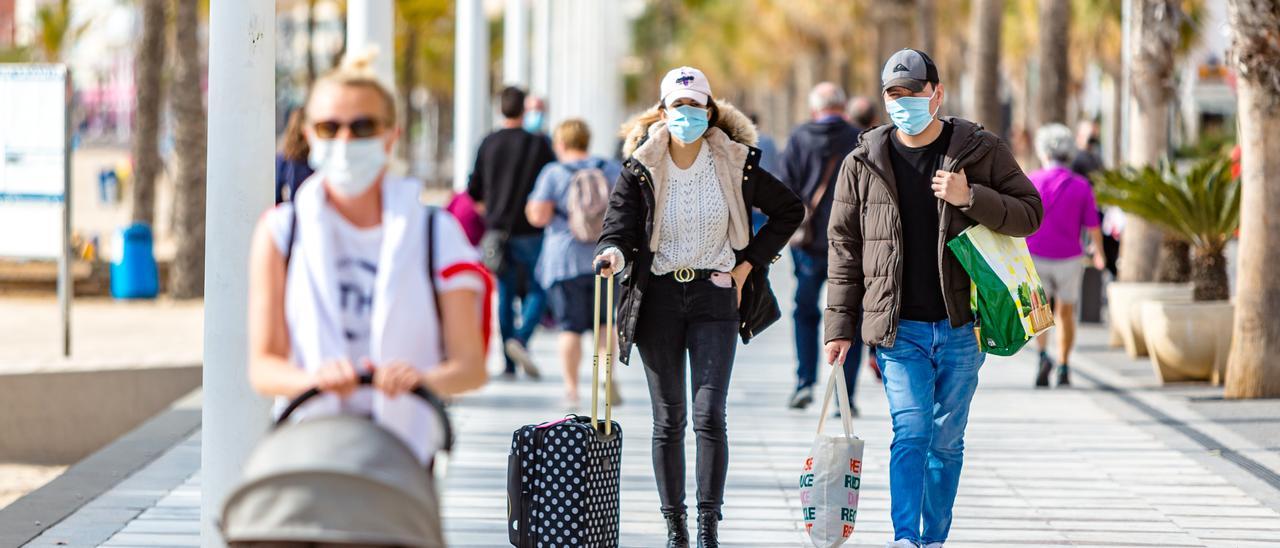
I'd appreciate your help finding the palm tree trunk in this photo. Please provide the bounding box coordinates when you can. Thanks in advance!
[399,21,419,173]
[1224,0,1280,399]
[1156,236,1190,282]
[1037,0,1070,125]
[168,0,206,299]
[968,0,1003,131]
[130,0,166,227]
[1117,0,1180,282]
[306,0,317,86]
[1189,246,1228,302]
[916,0,936,56]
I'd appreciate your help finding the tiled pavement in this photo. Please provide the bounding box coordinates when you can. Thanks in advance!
[23,270,1280,547]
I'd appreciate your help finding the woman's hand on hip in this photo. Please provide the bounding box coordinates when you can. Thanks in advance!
[373,360,422,398]
[731,262,753,306]
[313,358,359,398]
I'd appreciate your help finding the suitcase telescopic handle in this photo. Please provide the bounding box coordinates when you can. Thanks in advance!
[274,373,455,453]
[591,272,615,436]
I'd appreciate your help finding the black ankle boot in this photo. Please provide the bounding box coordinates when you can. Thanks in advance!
[696,511,719,548]
[663,512,689,548]
[1057,363,1072,387]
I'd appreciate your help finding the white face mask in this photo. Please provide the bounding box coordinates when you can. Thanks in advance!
[308,137,388,197]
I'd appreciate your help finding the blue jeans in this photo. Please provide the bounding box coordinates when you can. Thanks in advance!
[792,248,861,401]
[497,234,547,373]
[876,319,985,545]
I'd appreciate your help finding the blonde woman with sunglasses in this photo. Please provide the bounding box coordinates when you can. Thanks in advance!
[246,53,489,465]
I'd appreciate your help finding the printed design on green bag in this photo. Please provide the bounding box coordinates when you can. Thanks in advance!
[947,224,1054,356]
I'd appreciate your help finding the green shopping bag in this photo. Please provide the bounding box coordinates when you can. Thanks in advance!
[946,224,1054,356]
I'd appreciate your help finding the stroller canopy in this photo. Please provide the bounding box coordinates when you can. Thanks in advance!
[221,415,444,547]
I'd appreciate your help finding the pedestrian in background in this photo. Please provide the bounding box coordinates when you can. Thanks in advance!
[523,94,548,135]
[825,49,1042,548]
[847,95,880,132]
[275,108,313,204]
[1027,123,1106,388]
[525,119,623,410]
[1070,119,1119,277]
[780,82,863,413]
[595,66,802,548]
[468,86,556,380]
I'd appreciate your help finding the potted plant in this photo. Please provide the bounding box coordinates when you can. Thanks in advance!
[1094,165,1195,357]
[1094,157,1240,382]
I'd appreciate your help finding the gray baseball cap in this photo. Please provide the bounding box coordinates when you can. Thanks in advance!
[881,48,939,93]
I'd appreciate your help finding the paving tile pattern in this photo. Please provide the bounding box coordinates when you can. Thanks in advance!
[25,271,1280,547]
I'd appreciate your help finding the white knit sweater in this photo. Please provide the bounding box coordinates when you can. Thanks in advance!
[650,146,736,275]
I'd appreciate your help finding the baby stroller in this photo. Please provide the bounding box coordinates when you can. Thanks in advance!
[220,374,454,548]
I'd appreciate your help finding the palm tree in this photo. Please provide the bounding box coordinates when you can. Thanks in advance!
[1116,0,1185,284]
[34,0,88,62]
[917,0,936,56]
[1037,0,1070,125]
[306,0,318,86]
[1224,0,1280,399]
[168,0,206,299]
[968,0,1004,132]
[130,0,166,228]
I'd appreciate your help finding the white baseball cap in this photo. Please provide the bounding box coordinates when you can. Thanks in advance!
[660,66,712,106]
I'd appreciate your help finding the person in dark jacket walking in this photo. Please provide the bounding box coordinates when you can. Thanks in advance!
[467,86,556,380]
[594,67,802,548]
[781,82,864,412]
[823,50,1043,548]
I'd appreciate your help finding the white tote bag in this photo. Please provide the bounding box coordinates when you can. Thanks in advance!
[799,363,864,548]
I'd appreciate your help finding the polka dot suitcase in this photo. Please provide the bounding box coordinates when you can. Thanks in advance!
[507,273,622,547]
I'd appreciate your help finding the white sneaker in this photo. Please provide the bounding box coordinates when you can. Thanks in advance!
[886,540,919,548]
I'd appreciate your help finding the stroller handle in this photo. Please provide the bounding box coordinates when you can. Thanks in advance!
[274,373,454,453]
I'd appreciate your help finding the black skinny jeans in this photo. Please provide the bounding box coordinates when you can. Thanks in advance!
[634,275,739,517]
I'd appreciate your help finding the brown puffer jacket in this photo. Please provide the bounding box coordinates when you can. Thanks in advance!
[823,117,1043,348]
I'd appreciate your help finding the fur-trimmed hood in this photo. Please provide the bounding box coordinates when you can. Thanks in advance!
[619,100,758,157]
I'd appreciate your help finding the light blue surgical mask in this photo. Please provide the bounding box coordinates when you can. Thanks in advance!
[885,89,939,136]
[666,105,710,143]
[522,110,544,133]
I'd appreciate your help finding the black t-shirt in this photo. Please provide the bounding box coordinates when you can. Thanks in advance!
[888,122,953,322]
[466,128,556,236]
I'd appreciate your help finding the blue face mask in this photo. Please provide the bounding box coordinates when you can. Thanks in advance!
[522,110,544,133]
[885,90,939,136]
[666,105,710,143]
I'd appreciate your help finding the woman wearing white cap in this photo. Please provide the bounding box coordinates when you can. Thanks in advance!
[594,67,803,548]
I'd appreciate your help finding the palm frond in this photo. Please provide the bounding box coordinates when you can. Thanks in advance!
[1092,156,1239,255]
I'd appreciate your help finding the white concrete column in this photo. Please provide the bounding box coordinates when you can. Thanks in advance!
[453,0,489,191]
[530,0,551,97]
[503,0,530,87]
[548,0,624,158]
[346,0,396,87]
[201,1,273,546]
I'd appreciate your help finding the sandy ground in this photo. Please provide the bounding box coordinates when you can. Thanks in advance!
[0,464,67,509]
[0,296,203,372]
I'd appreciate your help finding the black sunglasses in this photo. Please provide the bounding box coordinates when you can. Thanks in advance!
[311,117,385,139]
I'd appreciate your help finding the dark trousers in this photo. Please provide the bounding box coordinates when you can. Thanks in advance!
[635,275,739,517]
[497,234,547,373]
[792,248,861,402]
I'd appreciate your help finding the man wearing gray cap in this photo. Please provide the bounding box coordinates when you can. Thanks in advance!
[823,49,1043,548]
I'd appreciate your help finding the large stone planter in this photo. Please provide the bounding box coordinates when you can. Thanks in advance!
[1106,282,1193,357]
[1140,300,1233,384]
